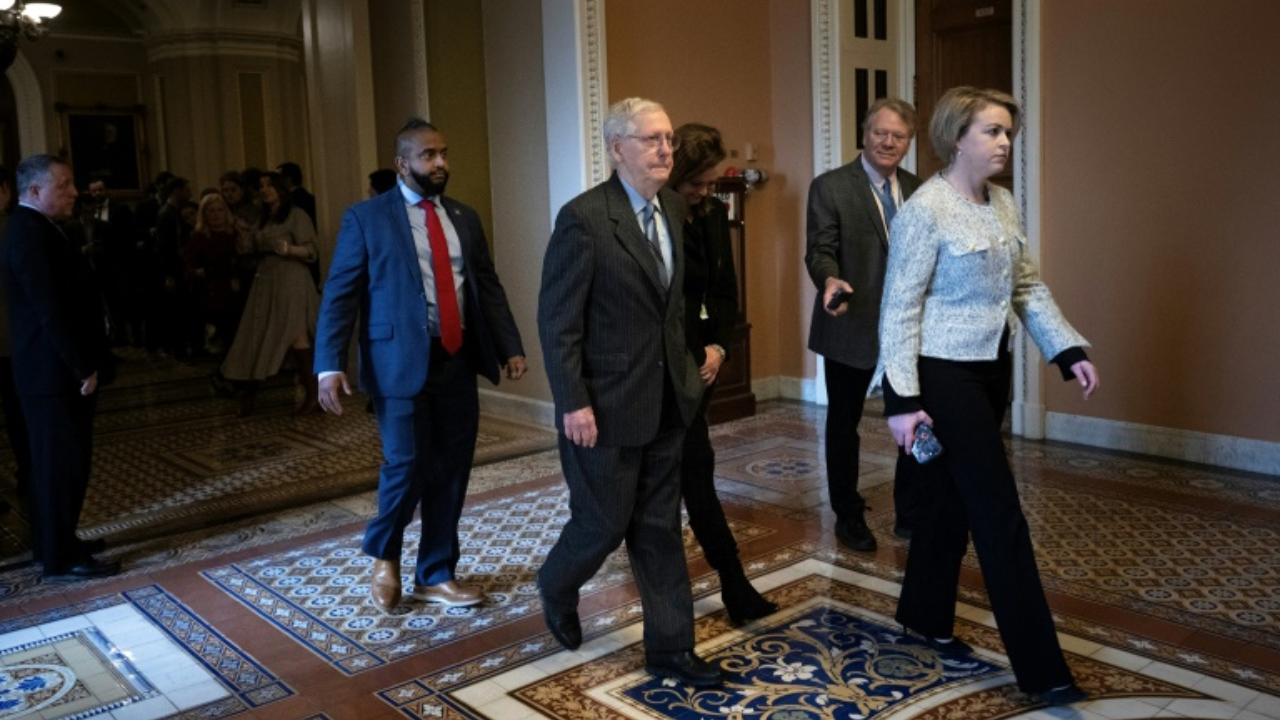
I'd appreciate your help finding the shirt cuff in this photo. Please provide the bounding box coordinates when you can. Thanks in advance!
[1050,347,1089,381]
[882,375,923,416]
[318,370,342,381]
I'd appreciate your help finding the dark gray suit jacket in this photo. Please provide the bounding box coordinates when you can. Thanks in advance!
[805,155,923,369]
[538,173,703,446]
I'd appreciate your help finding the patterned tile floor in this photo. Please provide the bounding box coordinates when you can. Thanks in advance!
[0,356,1275,720]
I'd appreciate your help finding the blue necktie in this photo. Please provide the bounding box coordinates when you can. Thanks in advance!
[643,202,669,289]
[876,179,897,229]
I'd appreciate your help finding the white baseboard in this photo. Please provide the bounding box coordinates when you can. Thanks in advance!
[1046,412,1280,476]
[478,389,555,429]
[1012,401,1046,439]
[753,375,819,403]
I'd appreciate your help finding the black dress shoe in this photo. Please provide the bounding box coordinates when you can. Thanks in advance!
[539,591,581,650]
[645,650,723,687]
[1037,683,1087,706]
[77,538,106,555]
[43,557,121,583]
[835,516,878,552]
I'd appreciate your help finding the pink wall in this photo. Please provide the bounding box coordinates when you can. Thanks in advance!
[605,0,813,380]
[1040,0,1280,442]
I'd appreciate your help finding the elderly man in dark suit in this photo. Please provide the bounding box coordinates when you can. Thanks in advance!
[537,98,719,687]
[806,98,923,552]
[0,154,118,581]
[316,119,526,613]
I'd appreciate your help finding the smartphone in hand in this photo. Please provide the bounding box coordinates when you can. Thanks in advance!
[911,422,944,464]
[826,288,852,311]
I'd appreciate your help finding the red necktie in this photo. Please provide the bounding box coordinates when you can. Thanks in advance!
[418,199,462,354]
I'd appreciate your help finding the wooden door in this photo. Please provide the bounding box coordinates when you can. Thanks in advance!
[914,0,1013,185]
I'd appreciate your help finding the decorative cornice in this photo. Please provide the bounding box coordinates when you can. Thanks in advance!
[146,29,302,63]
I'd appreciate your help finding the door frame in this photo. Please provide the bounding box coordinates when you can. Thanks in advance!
[810,0,1045,438]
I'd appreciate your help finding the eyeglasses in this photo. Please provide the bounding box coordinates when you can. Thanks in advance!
[869,128,909,144]
[626,133,681,151]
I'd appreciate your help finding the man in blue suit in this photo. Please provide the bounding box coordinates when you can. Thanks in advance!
[315,119,526,613]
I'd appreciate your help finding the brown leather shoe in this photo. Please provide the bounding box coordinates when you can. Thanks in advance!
[370,559,402,612]
[413,579,483,607]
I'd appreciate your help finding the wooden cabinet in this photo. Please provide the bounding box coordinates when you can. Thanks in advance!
[706,176,756,424]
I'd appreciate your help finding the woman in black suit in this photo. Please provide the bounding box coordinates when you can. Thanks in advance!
[668,124,776,625]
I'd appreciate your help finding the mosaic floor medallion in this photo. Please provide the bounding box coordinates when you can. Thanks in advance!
[379,562,1223,720]
[0,627,154,720]
[610,599,1008,720]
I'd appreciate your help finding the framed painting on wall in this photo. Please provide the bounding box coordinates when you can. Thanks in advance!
[56,104,148,195]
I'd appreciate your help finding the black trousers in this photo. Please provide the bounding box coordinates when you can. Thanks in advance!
[0,358,31,493]
[823,358,925,528]
[21,391,97,571]
[895,349,1073,694]
[679,385,739,572]
[823,358,875,521]
[539,379,694,654]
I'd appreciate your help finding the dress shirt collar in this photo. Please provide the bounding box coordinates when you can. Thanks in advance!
[860,153,897,187]
[397,180,438,207]
[619,176,661,219]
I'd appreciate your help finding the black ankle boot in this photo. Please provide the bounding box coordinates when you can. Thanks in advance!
[719,565,778,626]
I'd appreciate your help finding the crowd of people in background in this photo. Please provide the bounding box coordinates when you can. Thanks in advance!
[10,161,400,418]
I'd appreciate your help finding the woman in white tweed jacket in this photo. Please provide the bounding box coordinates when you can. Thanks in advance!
[879,87,1099,707]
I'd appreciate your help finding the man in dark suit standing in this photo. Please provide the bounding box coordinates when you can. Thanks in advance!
[316,119,526,613]
[276,162,317,227]
[806,98,923,552]
[0,154,118,581]
[537,98,719,687]
[86,175,135,346]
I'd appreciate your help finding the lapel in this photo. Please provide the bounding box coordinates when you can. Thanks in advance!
[657,186,684,311]
[380,190,426,288]
[848,155,890,249]
[439,196,471,264]
[605,174,668,299]
[899,170,922,204]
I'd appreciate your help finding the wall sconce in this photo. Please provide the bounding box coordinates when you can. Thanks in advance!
[724,166,770,192]
[0,1,62,72]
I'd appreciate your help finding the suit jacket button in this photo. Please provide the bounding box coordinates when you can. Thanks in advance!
[658,361,665,368]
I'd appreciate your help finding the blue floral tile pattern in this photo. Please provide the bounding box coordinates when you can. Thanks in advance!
[201,488,649,675]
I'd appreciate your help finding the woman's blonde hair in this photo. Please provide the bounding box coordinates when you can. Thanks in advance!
[929,86,1020,165]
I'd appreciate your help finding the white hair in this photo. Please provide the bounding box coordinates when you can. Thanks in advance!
[602,97,666,157]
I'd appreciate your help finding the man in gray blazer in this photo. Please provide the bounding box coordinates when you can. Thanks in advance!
[537,98,719,687]
[806,98,923,552]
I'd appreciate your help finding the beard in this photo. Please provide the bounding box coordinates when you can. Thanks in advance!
[411,168,449,197]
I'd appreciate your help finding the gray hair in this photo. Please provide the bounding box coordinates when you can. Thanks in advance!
[15,154,65,199]
[603,97,666,150]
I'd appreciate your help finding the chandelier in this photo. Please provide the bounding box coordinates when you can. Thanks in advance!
[1,1,62,72]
